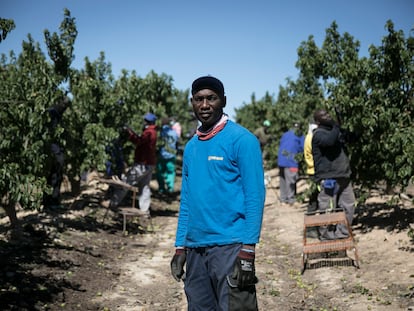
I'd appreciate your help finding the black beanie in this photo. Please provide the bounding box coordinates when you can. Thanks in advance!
[191,76,225,100]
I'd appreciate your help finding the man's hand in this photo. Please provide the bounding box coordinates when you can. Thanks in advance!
[118,125,131,141]
[170,248,186,282]
[227,248,258,288]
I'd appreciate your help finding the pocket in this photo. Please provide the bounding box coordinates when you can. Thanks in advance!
[226,274,239,288]
[323,179,339,196]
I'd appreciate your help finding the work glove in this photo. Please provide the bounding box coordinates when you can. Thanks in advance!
[118,126,129,140]
[227,248,258,288]
[170,248,186,282]
[121,125,131,134]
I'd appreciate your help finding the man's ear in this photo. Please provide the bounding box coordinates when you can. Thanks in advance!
[222,96,227,108]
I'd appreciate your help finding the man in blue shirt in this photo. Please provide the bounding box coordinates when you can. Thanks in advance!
[170,76,265,310]
[277,123,305,205]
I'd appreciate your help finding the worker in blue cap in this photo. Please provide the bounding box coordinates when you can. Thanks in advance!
[101,112,157,217]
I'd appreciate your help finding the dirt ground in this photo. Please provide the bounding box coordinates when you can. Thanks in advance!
[1,168,413,311]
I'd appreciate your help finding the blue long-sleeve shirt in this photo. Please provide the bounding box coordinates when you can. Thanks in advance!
[277,129,304,168]
[175,120,265,248]
[159,124,178,159]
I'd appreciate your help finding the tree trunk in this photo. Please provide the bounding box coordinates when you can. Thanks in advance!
[69,175,81,197]
[2,196,18,228]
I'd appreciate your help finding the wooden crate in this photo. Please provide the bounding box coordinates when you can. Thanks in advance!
[302,209,359,274]
[100,177,151,233]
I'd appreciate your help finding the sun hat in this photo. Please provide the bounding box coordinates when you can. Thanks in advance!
[144,112,157,123]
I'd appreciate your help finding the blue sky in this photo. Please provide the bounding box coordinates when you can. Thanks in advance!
[1,0,413,118]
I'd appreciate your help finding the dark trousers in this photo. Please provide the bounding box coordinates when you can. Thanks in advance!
[44,144,64,206]
[307,177,319,213]
[279,167,298,204]
[185,244,258,311]
[317,178,355,240]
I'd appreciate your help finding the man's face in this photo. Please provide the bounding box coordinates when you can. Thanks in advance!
[191,89,226,130]
[315,109,332,125]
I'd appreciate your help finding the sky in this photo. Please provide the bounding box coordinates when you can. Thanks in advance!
[1,0,413,119]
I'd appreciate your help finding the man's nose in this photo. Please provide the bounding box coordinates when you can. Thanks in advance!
[200,99,209,108]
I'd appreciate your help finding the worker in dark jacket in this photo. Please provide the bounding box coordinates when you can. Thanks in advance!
[312,109,356,240]
[43,96,71,208]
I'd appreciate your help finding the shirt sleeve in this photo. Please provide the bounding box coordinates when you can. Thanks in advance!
[237,133,266,244]
[174,147,189,247]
